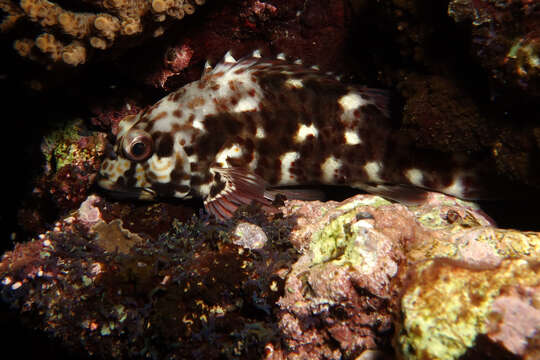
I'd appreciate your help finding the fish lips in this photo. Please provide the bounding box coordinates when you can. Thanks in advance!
[97,176,157,200]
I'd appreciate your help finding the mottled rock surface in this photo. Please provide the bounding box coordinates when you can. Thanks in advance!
[2,193,539,359]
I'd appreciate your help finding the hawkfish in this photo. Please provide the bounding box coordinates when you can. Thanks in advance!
[98,50,487,220]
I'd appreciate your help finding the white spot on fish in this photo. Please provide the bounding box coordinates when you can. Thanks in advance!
[344,130,362,145]
[117,114,140,138]
[102,158,131,182]
[247,150,259,171]
[252,49,262,58]
[174,189,189,197]
[198,182,212,198]
[255,126,266,139]
[279,151,300,184]
[234,97,258,112]
[405,168,424,187]
[153,117,174,133]
[338,92,366,111]
[149,155,174,183]
[276,53,286,60]
[285,78,304,89]
[215,143,243,167]
[188,154,198,163]
[364,161,383,182]
[134,164,150,187]
[192,117,205,130]
[321,156,341,183]
[443,176,466,198]
[294,123,318,143]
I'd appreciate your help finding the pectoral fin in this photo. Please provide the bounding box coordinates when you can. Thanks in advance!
[204,167,275,220]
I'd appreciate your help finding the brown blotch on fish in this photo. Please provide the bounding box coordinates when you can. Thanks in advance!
[156,133,174,157]
[153,111,168,121]
[242,114,257,134]
[187,97,206,109]
[170,168,188,186]
[173,109,183,118]
[146,172,157,182]
[143,120,154,133]
[213,98,231,112]
[171,91,183,102]
[211,71,225,79]
[175,184,191,194]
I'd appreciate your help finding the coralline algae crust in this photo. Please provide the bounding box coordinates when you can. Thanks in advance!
[398,258,540,360]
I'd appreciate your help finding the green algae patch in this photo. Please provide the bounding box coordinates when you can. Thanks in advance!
[308,196,391,269]
[408,226,540,265]
[41,118,106,173]
[415,206,449,229]
[397,258,540,360]
[482,229,540,259]
[336,195,391,212]
[309,208,358,266]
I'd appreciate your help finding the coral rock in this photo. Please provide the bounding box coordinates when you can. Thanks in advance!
[277,196,402,359]
[398,258,540,360]
[233,222,268,249]
[4,192,540,359]
[0,0,207,67]
[448,0,540,96]
[17,118,107,232]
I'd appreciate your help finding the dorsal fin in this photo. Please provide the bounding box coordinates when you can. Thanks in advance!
[202,59,213,76]
[223,50,237,63]
[358,87,391,118]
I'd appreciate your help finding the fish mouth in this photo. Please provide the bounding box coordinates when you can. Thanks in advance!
[97,177,157,200]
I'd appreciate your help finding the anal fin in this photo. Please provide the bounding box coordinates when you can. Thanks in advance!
[265,187,326,202]
[356,183,430,205]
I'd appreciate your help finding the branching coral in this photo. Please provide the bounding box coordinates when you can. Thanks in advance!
[0,0,206,66]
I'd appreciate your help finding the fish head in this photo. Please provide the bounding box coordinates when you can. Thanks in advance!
[98,112,194,200]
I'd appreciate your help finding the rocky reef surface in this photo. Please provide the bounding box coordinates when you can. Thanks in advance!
[1,0,539,359]
[2,194,540,359]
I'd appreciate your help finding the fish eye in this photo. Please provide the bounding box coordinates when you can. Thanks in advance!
[123,130,153,161]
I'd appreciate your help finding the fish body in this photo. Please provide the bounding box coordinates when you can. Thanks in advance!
[98,51,481,219]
